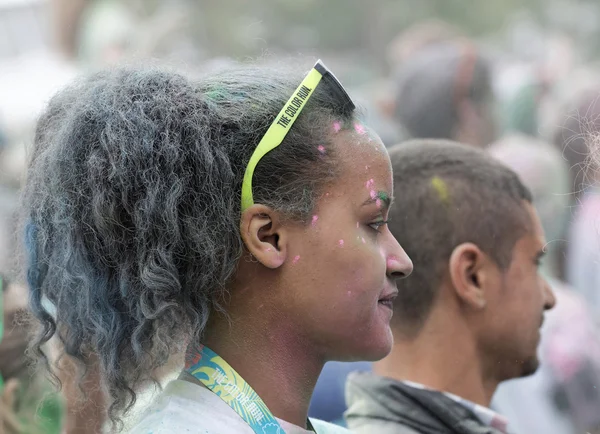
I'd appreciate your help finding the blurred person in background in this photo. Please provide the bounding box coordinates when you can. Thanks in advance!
[552,88,600,202]
[561,92,600,305]
[50,0,88,60]
[392,43,497,148]
[386,19,462,74]
[367,19,464,145]
[0,274,63,434]
[50,0,205,69]
[500,76,549,138]
[345,140,555,434]
[490,135,600,434]
[0,187,19,275]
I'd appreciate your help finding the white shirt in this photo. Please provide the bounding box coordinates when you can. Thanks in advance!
[128,379,350,434]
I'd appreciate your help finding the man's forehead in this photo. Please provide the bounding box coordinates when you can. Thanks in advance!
[523,202,547,249]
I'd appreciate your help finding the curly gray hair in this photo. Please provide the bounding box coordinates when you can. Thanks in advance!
[22,65,357,425]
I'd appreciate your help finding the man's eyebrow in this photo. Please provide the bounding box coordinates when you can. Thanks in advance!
[362,191,393,209]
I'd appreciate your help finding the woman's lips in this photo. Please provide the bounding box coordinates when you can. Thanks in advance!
[378,289,398,310]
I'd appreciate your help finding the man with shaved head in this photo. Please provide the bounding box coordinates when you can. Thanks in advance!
[345,139,555,434]
[490,135,600,434]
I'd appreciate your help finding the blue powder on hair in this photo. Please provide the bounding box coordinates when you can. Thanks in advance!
[24,221,40,296]
[24,221,55,320]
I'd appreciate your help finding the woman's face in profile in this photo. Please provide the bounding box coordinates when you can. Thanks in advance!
[277,125,412,362]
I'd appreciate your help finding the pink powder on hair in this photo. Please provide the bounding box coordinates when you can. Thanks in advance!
[333,121,342,132]
[312,215,319,226]
[339,239,345,247]
[317,145,326,154]
[292,255,301,264]
[354,123,366,135]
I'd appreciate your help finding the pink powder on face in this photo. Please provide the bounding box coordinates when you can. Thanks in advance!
[312,215,319,226]
[347,290,352,296]
[370,190,377,199]
[318,145,326,154]
[266,247,272,252]
[376,198,382,208]
[361,237,366,244]
[339,239,345,247]
[333,121,342,132]
[366,179,374,189]
[386,255,399,269]
[354,123,366,135]
[292,255,301,264]
[356,222,359,229]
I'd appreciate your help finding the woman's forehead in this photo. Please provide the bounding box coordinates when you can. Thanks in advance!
[326,130,393,197]
[334,130,390,171]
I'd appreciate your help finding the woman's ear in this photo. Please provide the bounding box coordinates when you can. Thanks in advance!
[240,204,288,269]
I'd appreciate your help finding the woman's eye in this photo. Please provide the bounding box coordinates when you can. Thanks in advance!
[368,221,388,232]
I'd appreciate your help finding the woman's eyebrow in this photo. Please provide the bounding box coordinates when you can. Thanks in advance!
[362,191,393,209]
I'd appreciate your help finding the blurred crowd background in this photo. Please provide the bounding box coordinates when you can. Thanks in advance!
[3,0,600,432]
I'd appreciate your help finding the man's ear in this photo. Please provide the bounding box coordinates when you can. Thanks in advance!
[240,204,287,269]
[448,242,496,310]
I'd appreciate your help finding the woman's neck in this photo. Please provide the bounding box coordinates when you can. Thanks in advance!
[193,310,324,428]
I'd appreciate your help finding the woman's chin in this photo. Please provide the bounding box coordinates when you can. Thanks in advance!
[335,326,394,362]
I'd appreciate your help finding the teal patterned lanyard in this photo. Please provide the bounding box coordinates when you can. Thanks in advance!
[185,345,316,433]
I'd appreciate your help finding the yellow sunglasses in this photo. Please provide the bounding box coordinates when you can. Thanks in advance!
[240,59,355,211]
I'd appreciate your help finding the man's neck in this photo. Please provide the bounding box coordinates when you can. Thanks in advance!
[374,315,498,407]
[194,308,324,429]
